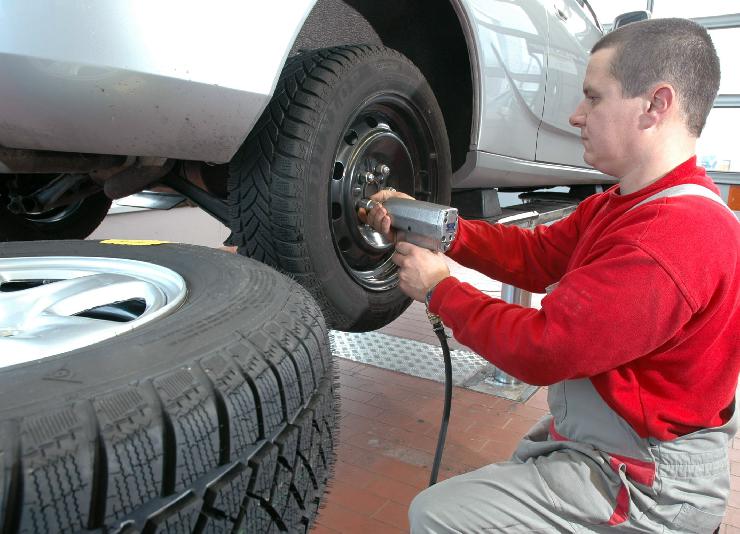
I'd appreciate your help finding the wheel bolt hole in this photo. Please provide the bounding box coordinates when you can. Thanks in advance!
[338,237,352,252]
[344,130,358,146]
[333,161,344,181]
[365,116,378,128]
[332,202,342,220]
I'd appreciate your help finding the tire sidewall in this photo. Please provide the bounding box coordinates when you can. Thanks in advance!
[0,241,320,417]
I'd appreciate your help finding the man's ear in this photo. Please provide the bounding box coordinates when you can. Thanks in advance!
[640,85,675,129]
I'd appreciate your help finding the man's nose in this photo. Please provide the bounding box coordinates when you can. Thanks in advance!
[569,101,586,128]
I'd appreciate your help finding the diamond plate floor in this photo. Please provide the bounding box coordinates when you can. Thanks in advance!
[330,331,484,386]
[330,330,537,402]
[329,256,540,402]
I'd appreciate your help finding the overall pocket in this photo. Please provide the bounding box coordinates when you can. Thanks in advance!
[670,503,723,533]
[533,449,624,524]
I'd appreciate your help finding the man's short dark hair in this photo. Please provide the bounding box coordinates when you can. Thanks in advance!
[592,18,720,137]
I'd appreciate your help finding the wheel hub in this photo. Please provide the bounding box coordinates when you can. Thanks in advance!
[331,118,415,290]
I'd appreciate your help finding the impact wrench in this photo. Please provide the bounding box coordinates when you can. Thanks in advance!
[358,197,459,486]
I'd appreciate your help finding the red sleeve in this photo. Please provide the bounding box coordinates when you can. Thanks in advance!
[430,243,693,385]
[447,208,583,293]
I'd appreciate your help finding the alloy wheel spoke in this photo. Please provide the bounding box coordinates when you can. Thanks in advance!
[0,256,186,366]
[0,274,163,328]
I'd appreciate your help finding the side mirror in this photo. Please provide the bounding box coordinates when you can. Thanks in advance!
[613,10,650,29]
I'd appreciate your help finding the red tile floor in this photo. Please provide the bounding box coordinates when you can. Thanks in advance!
[310,358,548,533]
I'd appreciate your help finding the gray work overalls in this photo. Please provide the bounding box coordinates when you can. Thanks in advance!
[409,185,738,533]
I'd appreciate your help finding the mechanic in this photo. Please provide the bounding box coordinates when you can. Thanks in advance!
[361,18,739,533]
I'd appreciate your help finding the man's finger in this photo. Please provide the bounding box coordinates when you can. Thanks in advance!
[369,189,415,203]
[369,190,393,203]
[368,206,386,225]
[370,205,387,221]
[367,207,391,235]
[382,214,392,235]
[395,241,419,255]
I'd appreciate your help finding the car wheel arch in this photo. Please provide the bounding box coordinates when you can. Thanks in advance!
[288,0,478,174]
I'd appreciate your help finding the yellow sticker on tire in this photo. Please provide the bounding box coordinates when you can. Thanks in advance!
[100,239,171,245]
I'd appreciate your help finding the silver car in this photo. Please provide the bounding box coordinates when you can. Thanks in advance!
[0,0,641,331]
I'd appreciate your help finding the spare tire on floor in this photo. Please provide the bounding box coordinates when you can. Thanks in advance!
[0,240,337,533]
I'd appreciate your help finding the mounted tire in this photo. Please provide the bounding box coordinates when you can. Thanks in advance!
[0,240,337,533]
[228,45,452,332]
[0,177,112,241]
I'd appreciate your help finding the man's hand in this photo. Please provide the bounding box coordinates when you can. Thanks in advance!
[357,189,415,241]
[392,241,450,302]
[358,189,449,301]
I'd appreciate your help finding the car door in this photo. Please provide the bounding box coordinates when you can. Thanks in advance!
[466,0,549,161]
[536,0,602,167]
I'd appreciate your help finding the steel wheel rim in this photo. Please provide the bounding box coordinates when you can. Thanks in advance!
[329,94,439,291]
[0,256,187,367]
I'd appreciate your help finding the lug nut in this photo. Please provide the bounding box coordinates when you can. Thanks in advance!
[376,164,390,177]
[363,171,376,184]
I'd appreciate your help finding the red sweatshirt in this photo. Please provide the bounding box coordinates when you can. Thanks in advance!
[431,157,739,441]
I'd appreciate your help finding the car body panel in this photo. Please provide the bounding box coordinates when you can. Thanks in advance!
[536,0,602,167]
[463,0,548,160]
[453,149,604,188]
[0,1,314,162]
[452,0,611,185]
[0,0,610,185]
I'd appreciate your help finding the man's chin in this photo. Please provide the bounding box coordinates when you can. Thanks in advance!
[582,153,611,175]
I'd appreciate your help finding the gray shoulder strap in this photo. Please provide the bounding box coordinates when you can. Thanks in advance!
[627,184,733,214]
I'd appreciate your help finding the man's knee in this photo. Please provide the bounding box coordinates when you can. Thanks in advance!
[408,485,436,532]
[408,462,567,533]
[408,482,458,533]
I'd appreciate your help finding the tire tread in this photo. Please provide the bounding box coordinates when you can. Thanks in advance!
[0,249,337,533]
